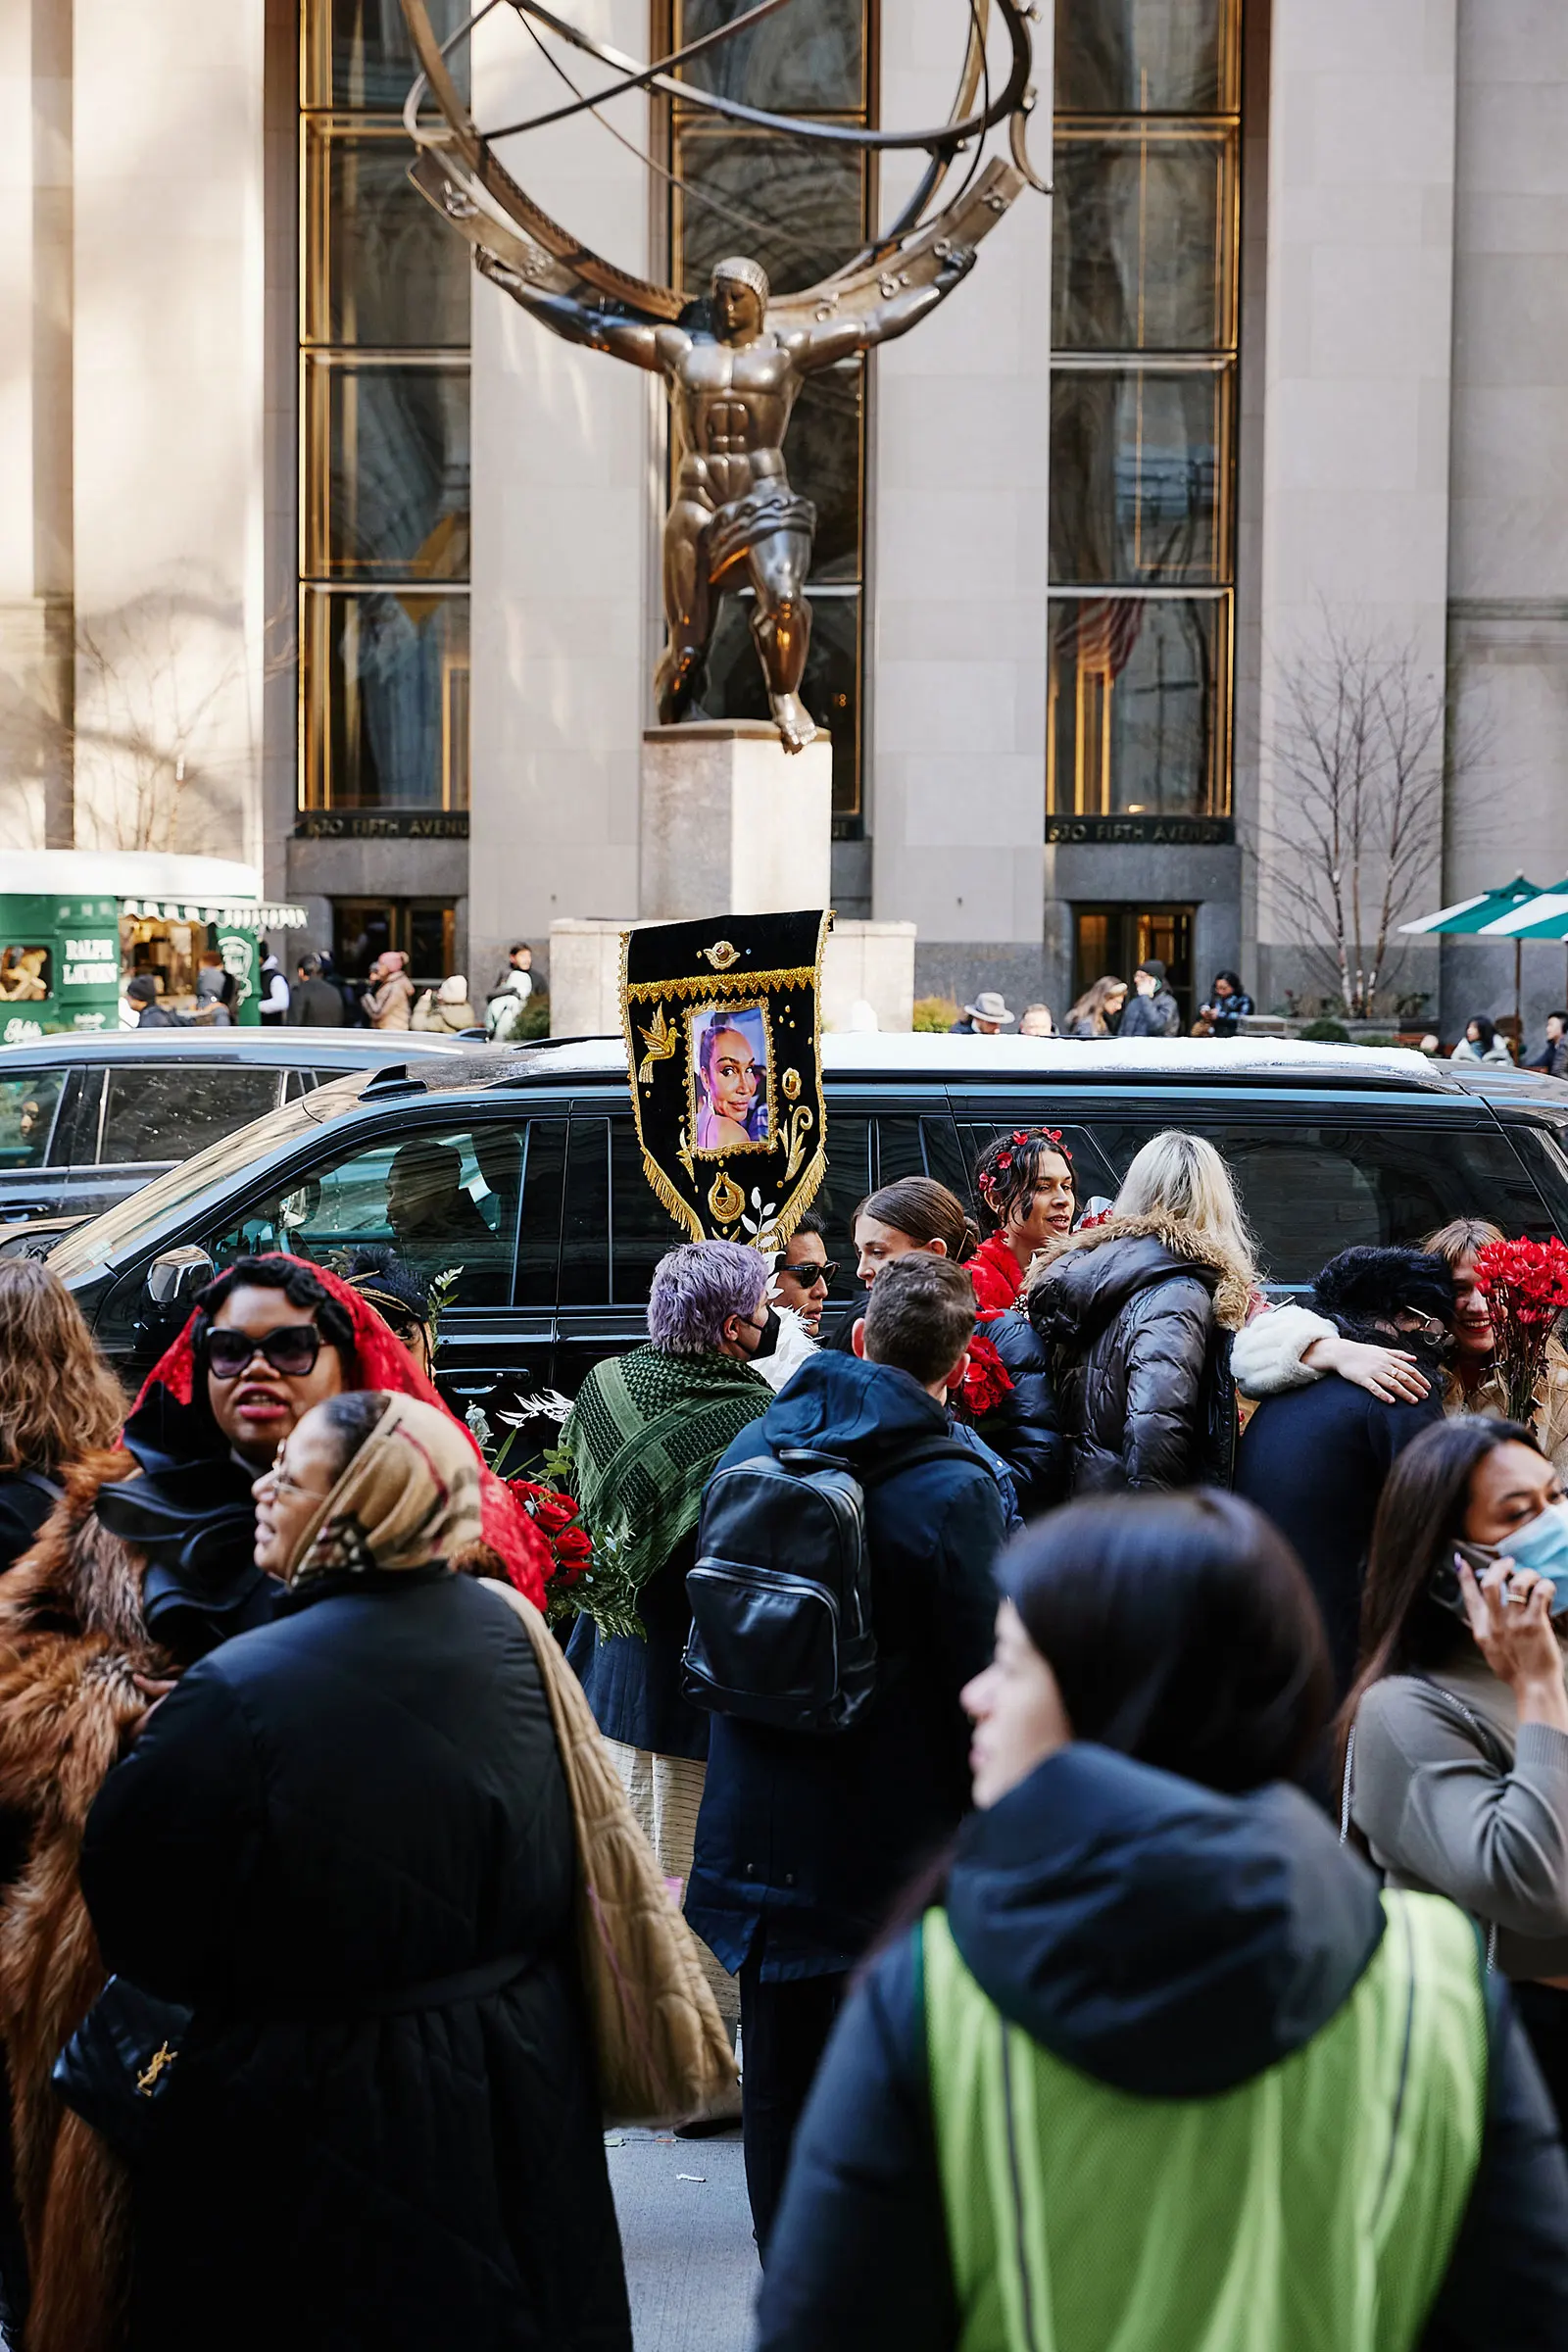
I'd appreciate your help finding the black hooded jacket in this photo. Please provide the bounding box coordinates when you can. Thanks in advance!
[758,1743,1568,2352]
[686,1353,1004,1981]
[1028,1215,1246,1492]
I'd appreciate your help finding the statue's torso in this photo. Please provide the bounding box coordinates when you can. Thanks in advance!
[660,330,802,506]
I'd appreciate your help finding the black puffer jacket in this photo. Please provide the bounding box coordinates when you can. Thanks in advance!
[79,1569,629,2352]
[969,1309,1068,1518]
[1028,1214,1249,1494]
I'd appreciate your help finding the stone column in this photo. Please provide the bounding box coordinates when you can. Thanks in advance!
[0,0,74,848]
[1253,0,1458,1014]
[870,0,1054,996]
[466,0,651,996]
[72,0,268,862]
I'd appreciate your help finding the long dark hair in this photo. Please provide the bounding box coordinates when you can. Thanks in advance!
[1335,1414,1541,1776]
[870,1489,1330,1962]
[1005,1490,1330,1792]
[855,1176,975,1263]
[973,1129,1074,1239]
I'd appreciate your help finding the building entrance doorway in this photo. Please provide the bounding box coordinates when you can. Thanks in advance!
[333,901,456,996]
[1073,906,1196,1030]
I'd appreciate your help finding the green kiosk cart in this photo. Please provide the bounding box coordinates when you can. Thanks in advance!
[0,853,307,1042]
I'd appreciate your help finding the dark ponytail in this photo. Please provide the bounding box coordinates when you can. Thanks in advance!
[855,1176,975,1263]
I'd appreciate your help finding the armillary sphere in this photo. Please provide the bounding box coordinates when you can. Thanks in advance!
[397,0,1048,333]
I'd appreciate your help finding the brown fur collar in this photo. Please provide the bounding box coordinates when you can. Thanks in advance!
[1028,1211,1254,1332]
[0,1448,153,1658]
[0,1448,160,2352]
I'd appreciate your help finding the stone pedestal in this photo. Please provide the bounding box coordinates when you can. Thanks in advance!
[547,720,916,1039]
[640,722,831,919]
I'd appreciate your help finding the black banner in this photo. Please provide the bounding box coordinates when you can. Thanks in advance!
[620,910,831,1250]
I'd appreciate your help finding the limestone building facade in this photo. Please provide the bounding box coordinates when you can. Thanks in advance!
[2,0,1565,1037]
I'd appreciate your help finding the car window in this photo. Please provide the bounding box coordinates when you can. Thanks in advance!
[560,1121,610,1306]
[99,1068,283,1166]
[1088,1118,1555,1285]
[0,1074,64,1171]
[871,1115,970,1200]
[207,1123,529,1305]
[612,1120,689,1306]
[814,1114,872,1306]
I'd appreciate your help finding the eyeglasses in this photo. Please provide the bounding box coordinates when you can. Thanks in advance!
[255,1459,321,1500]
[207,1324,323,1380]
[780,1260,837,1286]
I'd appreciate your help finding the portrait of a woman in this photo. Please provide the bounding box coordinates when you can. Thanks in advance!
[694,1007,767,1150]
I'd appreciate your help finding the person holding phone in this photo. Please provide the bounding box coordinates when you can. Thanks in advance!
[1343,1413,1568,2124]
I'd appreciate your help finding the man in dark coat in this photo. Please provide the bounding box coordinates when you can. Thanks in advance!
[687,1253,1004,2252]
[78,1559,628,2352]
[286,953,346,1025]
[1115,958,1181,1039]
[1235,1245,1453,1697]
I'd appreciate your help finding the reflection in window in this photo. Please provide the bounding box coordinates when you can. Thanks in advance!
[303,124,471,348]
[1047,595,1227,818]
[305,0,471,110]
[1052,130,1236,353]
[1055,0,1238,115]
[660,0,872,825]
[303,590,469,809]
[300,0,470,812]
[1050,370,1231,585]
[304,361,471,579]
[674,0,864,113]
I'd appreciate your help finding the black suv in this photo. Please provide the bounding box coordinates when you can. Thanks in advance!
[0,1031,494,1233]
[48,1036,1568,1441]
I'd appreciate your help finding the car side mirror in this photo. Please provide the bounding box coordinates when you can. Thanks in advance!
[147,1245,216,1307]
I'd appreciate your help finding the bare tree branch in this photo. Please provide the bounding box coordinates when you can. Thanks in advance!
[1251,613,1447,1018]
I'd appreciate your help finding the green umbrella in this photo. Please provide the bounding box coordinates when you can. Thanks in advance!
[1397,875,1547,936]
[1398,876,1548,1042]
[1476,879,1568,943]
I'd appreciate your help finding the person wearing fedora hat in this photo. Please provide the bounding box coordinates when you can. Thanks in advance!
[950,990,1016,1037]
[1117,958,1181,1040]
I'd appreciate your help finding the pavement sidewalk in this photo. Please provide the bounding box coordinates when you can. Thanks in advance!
[607,2126,758,2351]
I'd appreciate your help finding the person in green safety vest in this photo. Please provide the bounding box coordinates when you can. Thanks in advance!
[756,1489,1568,2352]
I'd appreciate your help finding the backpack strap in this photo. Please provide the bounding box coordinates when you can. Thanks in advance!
[10,1468,63,1506]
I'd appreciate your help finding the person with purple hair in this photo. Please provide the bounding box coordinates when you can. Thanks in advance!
[562,1242,775,2024]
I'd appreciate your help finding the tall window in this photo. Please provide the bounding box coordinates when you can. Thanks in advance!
[656,0,872,829]
[299,0,471,813]
[1047,0,1240,823]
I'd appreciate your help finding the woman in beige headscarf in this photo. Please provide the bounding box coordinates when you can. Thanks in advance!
[75,1392,631,2352]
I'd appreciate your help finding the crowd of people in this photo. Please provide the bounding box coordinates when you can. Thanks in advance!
[125,940,538,1040]
[956,962,1256,1043]
[0,1107,1565,2346]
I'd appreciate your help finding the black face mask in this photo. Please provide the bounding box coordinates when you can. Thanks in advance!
[750,1306,782,1362]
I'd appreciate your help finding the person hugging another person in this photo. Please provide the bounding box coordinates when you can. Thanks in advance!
[1027,1132,1253,1494]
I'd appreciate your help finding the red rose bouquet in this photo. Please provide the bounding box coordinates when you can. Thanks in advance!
[510,1479,595,1619]
[959,1325,1015,1419]
[1472,1236,1568,1426]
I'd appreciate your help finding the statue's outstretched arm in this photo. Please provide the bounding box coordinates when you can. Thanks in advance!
[475,249,663,372]
[793,247,978,371]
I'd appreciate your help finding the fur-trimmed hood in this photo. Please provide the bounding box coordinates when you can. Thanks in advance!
[1027,1212,1254,1342]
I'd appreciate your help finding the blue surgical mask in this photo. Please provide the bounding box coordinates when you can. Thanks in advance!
[1496,1500,1568,1598]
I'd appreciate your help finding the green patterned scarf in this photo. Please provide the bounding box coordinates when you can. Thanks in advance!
[562,1345,772,1639]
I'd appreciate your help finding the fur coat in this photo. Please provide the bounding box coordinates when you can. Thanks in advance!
[0,1448,162,2352]
[1026,1213,1253,1493]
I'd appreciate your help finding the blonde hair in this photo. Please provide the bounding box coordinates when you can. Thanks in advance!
[0,1259,125,1474]
[1422,1217,1502,1271]
[1114,1131,1256,1281]
[1065,975,1128,1036]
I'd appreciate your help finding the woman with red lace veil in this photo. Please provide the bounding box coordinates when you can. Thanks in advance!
[0,1254,546,2352]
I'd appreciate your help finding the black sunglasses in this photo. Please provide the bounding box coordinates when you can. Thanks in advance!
[780,1259,838,1286]
[207,1324,323,1380]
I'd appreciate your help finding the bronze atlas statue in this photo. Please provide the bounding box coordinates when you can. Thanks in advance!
[400,0,1045,753]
